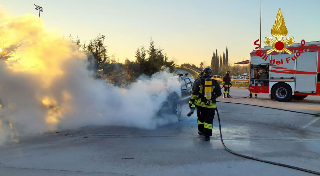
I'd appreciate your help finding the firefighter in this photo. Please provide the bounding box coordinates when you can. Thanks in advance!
[189,67,222,141]
[223,71,232,98]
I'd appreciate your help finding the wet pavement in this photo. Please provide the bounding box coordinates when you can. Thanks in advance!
[0,88,319,176]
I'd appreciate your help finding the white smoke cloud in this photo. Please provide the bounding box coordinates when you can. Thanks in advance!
[0,8,181,145]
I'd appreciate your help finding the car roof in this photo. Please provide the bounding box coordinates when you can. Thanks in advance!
[180,76,194,80]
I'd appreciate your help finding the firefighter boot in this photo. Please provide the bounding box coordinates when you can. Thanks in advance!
[223,93,226,98]
[205,136,210,141]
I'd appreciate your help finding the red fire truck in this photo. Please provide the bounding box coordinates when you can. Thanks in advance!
[249,41,320,102]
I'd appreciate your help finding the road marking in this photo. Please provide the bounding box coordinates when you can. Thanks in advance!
[301,118,320,129]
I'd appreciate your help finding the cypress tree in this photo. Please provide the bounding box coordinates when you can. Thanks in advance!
[215,52,219,74]
[216,49,218,74]
[220,55,223,74]
[211,52,215,74]
[223,52,226,68]
[226,47,228,68]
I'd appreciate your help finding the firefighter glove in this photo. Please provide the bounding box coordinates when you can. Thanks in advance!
[189,100,195,109]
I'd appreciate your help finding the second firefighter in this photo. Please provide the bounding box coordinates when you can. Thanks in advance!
[223,71,232,98]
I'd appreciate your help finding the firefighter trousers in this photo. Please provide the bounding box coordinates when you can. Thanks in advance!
[224,85,231,94]
[197,106,215,136]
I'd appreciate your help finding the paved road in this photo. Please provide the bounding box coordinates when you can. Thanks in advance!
[0,87,319,176]
[226,88,320,114]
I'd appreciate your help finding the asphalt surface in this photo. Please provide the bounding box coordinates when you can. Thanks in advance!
[0,70,320,176]
[0,88,319,176]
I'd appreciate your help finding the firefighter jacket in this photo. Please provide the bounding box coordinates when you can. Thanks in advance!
[190,77,222,108]
[223,75,232,87]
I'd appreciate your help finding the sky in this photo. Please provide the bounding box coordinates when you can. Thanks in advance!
[1,0,320,66]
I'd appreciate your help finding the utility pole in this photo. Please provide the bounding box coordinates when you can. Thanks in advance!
[260,0,262,48]
[34,4,43,18]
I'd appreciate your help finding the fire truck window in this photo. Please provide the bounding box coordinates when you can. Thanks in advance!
[254,69,259,79]
[259,69,268,79]
[251,64,269,87]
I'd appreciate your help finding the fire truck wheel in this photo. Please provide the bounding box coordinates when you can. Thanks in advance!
[292,95,308,100]
[272,83,292,102]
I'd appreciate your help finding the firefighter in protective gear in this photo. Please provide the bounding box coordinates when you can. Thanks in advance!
[223,71,232,98]
[189,67,222,141]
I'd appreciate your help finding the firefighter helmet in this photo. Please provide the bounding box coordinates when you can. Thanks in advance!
[202,67,212,78]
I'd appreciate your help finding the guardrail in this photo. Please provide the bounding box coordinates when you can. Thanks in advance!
[186,68,201,74]
[180,67,200,78]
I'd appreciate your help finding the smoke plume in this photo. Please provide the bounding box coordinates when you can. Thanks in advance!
[0,8,181,145]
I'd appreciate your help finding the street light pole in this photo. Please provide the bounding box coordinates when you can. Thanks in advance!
[34,4,43,18]
[260,0,262,48]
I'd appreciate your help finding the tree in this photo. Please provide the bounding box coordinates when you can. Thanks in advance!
[135,46,147,74]
[84,34,108,78]
[214,49,219,75]
[216,49,218,68]
[226,47,229,68]
[229,64,249,76]
[147,40,158,75]
[220,55,223,74]
[211,52,215,75]
[212,52,219,75]
[68,35,176,86]
[69,35,82,50]
[211,47,230,75]
[124,59,140,85]
[135,39,175,76]
[223,52,226,66]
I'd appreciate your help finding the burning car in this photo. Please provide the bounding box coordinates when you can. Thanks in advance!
[158,73,195,117]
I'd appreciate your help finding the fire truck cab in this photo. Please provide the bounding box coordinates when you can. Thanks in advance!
[249,41,320,102]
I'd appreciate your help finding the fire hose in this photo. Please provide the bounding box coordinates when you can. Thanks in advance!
[187,102,320,175]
